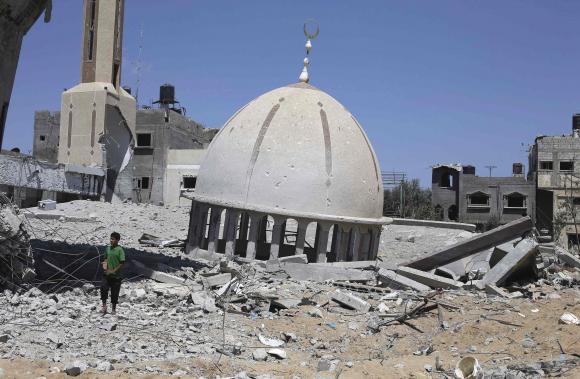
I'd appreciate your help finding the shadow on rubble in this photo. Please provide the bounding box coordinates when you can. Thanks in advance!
[30,239,207,291]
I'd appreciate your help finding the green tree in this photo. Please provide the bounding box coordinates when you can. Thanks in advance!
[383,179,434,220]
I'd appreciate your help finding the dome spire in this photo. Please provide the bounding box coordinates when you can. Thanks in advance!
[299,19,319,83]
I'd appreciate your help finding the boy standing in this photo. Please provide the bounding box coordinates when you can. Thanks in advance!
[100,232,125,315]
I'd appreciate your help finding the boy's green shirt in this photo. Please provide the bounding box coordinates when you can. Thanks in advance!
[105,245,125,278]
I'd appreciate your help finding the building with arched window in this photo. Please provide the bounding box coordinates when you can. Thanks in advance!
[432,164,535,227]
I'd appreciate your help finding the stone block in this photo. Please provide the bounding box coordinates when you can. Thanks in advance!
[330,290,371,312]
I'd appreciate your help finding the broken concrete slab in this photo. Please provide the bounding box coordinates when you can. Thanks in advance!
[148,282,191,298]
[377,268,430,292]
[270,298,302,310]
[391,218,476,232]
[556,247,580,269]
[485,284,523,299]
[265,254,308,271]
[396,266,463,290]
[405,217,533,271]
[201,273,232,289]
[330,290,371,312]
[478,238,538,289]
[280,263,374,282]
[130,260,186,285]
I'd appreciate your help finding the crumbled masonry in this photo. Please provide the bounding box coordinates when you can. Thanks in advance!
[0,201,579,378]
[0,199,35,288]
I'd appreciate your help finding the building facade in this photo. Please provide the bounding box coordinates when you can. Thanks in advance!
[528,114,580,247]
[432,164,535,227]
[33,100,218,206]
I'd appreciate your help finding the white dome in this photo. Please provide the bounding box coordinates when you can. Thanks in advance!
[194,82,384,224]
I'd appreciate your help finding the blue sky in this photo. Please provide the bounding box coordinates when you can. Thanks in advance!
[6,1,580,187]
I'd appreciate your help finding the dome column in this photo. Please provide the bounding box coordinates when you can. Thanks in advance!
[294,219,308,256]
[358,228,372,261]
[245,212,263,260]
[348,226,361,261]
[186,201,209,254]
[268,216,285,260]
[333,224,351,262]
[224,209,240,258]
[207,206,223,254]
[315,222,332,263]
[369,226,382,260]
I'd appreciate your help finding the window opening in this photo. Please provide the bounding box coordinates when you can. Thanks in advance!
[137,177,150,189]
[182,176,197,189]
[136,133,152,147]
[540,161,553,170]
[560,161,574,171]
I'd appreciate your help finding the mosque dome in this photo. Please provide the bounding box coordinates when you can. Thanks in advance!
[193,82,385,224]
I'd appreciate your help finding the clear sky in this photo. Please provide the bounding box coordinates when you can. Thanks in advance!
[6,1,580,187]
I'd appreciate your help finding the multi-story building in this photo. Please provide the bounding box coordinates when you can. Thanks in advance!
[529,114,580,247]
[431,163,535,227]
[33,84,218,206]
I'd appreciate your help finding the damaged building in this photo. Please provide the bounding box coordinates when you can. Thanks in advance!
[34,84,218,206]
[431,163,535,227]
[529,114,580,248]
[27,0,218,207]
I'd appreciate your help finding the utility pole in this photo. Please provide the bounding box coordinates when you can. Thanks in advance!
[485,165,497,177]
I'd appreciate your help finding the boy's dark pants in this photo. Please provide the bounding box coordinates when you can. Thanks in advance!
[100,275,122,306]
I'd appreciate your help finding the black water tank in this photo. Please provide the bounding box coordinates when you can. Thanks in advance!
[513,163,523,175]
[573,113,580,132]
[159,84,175,104]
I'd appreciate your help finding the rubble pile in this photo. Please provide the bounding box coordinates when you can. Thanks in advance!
[0,201,579,378]
[0,198,35,288]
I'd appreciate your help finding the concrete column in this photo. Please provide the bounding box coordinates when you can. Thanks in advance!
[207,206,223,254]
[188,202,208,254]
[185,201,199,254]
[337,225,351,261]
[369,226,382,260]
[269,217,285,260]
[294,220,308,256]
[238,213,250,242]
[358,229,371,261]
[315,222,332,263]
[224,209,239,258]
[246,212,262,260]
[348,227,360,261]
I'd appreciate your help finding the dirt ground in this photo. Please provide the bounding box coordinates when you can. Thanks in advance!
[1,287,579,378]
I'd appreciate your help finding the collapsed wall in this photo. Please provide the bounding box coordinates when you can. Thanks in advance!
[0,201,35,287]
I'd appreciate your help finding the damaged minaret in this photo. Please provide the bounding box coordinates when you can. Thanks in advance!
[57,0,135,201]
[0,198,35,288]
[186,21,390,263]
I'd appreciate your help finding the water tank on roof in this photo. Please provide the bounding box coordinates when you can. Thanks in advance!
[159,84,175,104]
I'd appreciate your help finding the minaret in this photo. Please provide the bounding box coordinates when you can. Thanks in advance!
[80,0,124,86]
[58,0,136,201]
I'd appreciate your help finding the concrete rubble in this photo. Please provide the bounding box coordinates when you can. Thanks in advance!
[0,202,579,377]
[0,198,35,288]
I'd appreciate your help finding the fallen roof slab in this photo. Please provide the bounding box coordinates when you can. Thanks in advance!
[404,216,533,271]
[478,238,538,289]
[396,266,463,289]
[280,263,374,282]
[556,247,580,269]
[390,218,476,232]
[377,268,430,291]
